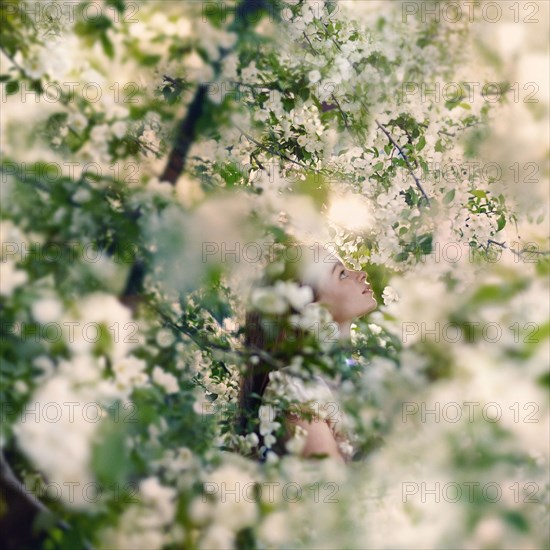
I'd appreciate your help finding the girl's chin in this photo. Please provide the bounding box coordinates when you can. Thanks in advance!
[357,304,377,317]
[365,301,377,314]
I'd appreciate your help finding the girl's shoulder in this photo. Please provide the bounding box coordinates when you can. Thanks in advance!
[265,366,335,404]
[265,367,355,461]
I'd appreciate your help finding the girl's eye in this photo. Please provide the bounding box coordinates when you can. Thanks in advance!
[339,269,347,280]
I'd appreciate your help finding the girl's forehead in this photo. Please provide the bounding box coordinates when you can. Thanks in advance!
[322,251,345,268]
[318,252,345,281]
[296,245,345,286]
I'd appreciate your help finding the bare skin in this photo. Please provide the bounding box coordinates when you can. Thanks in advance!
[288,252,377,462]
[286,414,346,463]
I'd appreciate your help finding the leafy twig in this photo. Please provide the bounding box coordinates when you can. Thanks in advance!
[375,119,431,206]
[437,121,481,137]
[154,306,286,371]
[331,93,349,129]
[485,239,550,259]
[235,124,317,172]
[303,32,319,54]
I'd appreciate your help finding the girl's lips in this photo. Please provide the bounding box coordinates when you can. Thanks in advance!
[362,287,372,294]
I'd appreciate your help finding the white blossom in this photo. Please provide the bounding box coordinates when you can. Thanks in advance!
[112,355,149,393]
[199,524,234,550]
[139,476,178,525]
[152,366,179,394]
[61,293,137,360]
[156,328,175,348]
[13,376,101,509]
[0,260,27,296]
[203,461,259,530]
[67,112,88,133]
[274,280,314,311]
[382,286,399,306]
[258,511,292,546]
[111,120,128,139]
[250,286,288,314]
[308,69,321,83]
[31,295,63,323]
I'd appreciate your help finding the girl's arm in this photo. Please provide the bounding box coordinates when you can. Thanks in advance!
[285,414,345,463]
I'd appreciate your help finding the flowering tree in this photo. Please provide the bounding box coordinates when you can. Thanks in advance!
[1,0,548,548]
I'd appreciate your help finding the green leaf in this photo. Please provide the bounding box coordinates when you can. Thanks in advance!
[372,162,384,171]
[538,370,550,389]
[105,0,125,13]
[299,86,310,102]
[394,251,409,262]
[6,80,19,94]
[74,14,112,36]
[417,233,433,255]
[469,282,525,305]
[419,158,429,174]
[138,53,163,67]
[416,136,426,151]
[202,2,227,28]
[497,214,506,231]
[502,511,529,532]
[443,189,455,204]
[100,33,115,59]
[92,420,130,485]
[536,257,549,277]
[470,189,486,199]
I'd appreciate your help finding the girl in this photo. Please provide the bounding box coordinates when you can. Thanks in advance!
[236,243,377,463]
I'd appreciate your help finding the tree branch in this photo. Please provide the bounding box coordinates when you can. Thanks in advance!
[375,119,431,206]
[0,451,94,550]
[121,0,275,308]
[158,2,274,185]
[160,84,208,184]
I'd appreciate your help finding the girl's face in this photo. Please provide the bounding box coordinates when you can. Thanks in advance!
[316,256,377,323]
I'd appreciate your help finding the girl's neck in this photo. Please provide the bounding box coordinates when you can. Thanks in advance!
[337,320,352,341]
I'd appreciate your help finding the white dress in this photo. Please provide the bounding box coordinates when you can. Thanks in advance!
[264,366,355,461]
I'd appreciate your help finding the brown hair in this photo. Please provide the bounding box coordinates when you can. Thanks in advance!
[236,279,321,459]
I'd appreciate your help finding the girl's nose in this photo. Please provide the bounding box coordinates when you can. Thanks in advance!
[357,271,366,283]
